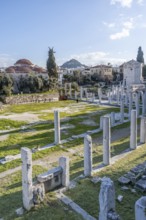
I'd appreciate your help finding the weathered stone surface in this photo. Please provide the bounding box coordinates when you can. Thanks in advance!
[15,207,24,216]
[91,176,101,184]
[124,171,137,184]
[135,196,146,220]
[84,134,92,177]
[130,110,137,150]
[21,147,33,211]
[118,176,131,185]
[107,210,120,220]
[68,181,77,189]
[121,186,129,191]
[131,189,136,193]
[135,179,146,192]
[117,195,123,202]
[54,110,60,144]
[140,116,146,143]
[33,183,45,204]
[37,167,62,183]
[103,116,111,165]
[59,157,70,187]
[99,177,116,220]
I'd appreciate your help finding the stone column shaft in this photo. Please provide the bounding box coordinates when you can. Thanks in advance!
[120,98,124,123]
[130,110,137,150]
[103,116,111,165]
[111,112,115,126]
[21,147,33,211]
[140,116,146,144]
[80,87,83,100]
[59,157,69,187]
[84,135,92,176]
[128,92,133,119]
[54,110,60,144]
[135,93,140,117]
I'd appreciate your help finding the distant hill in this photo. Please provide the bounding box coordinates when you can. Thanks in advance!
[61,59,87,68]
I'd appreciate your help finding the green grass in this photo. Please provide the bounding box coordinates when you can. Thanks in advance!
[0,119,26,130]
[66,143,146,220]
[0,100,74,114]
[0,165,83,220]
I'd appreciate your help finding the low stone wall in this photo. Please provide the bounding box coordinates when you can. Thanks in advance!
[1,93,59,105]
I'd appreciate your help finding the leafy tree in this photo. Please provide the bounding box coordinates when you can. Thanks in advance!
[137,46,144,64]
[0,74,13,96]
[142,65,146,79]
[47,47,58,90]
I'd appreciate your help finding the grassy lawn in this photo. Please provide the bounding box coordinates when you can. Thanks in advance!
[0,130,143,219]
[66,143,146,220]
[0,101,120,171]
[0,165,83,220]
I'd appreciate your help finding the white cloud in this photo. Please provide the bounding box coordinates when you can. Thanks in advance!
[110,0,133,7]
[59,51,126,66]
[110,28,130,40]
[0,54,15,67]
[110,17,134,40]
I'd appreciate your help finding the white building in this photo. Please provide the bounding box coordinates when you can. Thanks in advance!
[123,60,143,87]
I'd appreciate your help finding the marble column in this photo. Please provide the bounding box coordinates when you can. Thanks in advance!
[135,92,140,117]
[59,157,69,187]
[128,92,133,119]
[142,91,146,116]
[84,134,92,176]
[120,98,124,123]
[140,116,146,144]
[69,83,72,98]
[54,110,60,144]
[103,116,111,165]
[130,110,137,150]
[21,147,33,211]
[111,112,115,126]
[80,87,83,100]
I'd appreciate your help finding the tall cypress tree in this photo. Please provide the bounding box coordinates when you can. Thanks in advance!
[136,46,144,64]
[47,47,58,90]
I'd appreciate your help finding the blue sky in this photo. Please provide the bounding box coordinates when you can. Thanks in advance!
[0,0,146,67]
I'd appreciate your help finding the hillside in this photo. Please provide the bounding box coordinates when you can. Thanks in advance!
[61,59,86,68]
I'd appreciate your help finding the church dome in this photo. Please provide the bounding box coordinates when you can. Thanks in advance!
[5,67,15,73]
[15,59,33,66]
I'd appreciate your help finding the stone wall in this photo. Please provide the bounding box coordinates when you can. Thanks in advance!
[1,93,59,105]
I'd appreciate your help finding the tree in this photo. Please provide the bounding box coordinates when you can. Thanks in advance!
[137,46,144,64]
[46,47,58,90]
[0,73,13,96]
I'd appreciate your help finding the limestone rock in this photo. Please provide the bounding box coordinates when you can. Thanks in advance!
[118,176,131,185]
[15,207,24,216]
[91,176,101,184]
[117,195,123,202]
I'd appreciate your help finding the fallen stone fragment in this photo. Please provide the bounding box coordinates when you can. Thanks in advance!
[107,210,120,220]
[118,176,131,185]
[69,181,77,189]
[117,195,123,202]
[131,188,136,193]
[91,176,101,184]
[142,175,146,180]
[121,186,129,191]
[135,179,146,192]
[15,207,24,216]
